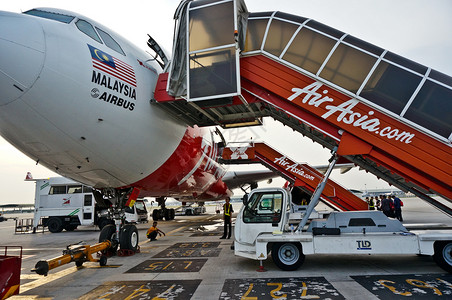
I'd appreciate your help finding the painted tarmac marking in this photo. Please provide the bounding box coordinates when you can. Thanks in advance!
[352,274,452,299]
[220,277,344,299]
[169,242,220,249]
[125,258,207,273]
[78,280,201,300]
[152,247,221,258]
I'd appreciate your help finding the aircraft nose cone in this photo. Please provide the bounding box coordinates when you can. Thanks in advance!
[0,11,45,106]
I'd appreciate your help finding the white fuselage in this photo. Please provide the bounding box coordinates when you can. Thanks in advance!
[0,8,228,199]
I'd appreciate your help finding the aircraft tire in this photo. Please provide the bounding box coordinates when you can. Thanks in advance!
[152,209,162,221]
[98,218,113,230]
[99,224,119,253]
[47,217,63,233]
[272,242,305,271]
[120,224,139,252]
[433,241,452,273]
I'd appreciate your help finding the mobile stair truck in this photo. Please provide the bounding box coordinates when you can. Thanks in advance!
[28,175,148,233]
[234,148,452,273]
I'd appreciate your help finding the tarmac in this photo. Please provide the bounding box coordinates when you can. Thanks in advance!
[1,197,452,299]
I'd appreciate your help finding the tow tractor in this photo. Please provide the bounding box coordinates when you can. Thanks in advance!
[234,148,452,272]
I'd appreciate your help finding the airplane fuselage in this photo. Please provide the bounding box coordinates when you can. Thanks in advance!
[0,8,229,200]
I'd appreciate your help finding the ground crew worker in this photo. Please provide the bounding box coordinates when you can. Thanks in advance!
[220,197,234,239]
[367,196,375,210]
[146,221,165,241]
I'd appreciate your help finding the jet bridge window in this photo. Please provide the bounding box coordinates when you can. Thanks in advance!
[24,9,75,24]
[76,19,102,43]
[283,27,336,75]
[245,18,270,52]
[243,192,283,223]
[360,61,423,114]
[319,43,378,93]
[403,80,452,139]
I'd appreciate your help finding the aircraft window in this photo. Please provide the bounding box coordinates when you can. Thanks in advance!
[49,186,66,195]
[264,19,299,58]
[245,18,269,52]
[96,27,125,55]
[67,185,82,194]
[283,27,336,75]
[76,19,102,43]
[24,9,74,24]
[319,43,378,93]
[403,80,452,139]
[360,61,422,114]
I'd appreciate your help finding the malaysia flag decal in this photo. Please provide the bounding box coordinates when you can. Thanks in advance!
[88,44,136,87]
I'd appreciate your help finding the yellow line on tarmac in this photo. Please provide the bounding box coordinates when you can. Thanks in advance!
[19,266,78,293]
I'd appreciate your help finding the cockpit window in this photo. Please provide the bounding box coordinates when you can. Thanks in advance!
[96,27,125,55]
[76,19,102,43]
[24,9,75,24]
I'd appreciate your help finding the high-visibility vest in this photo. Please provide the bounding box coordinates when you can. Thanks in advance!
[224,203,232,216]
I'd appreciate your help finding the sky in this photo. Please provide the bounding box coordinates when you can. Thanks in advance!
[0,0,451,204]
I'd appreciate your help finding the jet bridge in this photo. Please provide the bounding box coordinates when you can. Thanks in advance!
[221,142,367,211]
[153,0,452,215]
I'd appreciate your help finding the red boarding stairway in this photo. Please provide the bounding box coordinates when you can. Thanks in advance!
[152,0,451,215]
[222,142,367,211]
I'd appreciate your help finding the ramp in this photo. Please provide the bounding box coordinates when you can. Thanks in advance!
[222,142,367,211]
[153,1,452,215]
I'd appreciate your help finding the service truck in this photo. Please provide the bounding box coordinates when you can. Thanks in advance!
[31,176,148,233]
[234,187,452,273]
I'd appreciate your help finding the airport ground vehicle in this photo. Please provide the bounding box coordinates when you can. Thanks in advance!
[234,185,452,273]
[31,177,148,233]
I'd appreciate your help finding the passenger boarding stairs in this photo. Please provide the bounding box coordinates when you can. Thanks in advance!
[221,142,367,211]
[153,0,452,215]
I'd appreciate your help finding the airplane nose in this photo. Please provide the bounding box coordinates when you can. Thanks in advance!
[0,11,45,106]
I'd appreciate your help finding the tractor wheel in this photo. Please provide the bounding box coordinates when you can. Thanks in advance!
[47,217,63,233]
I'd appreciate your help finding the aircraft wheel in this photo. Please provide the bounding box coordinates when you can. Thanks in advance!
[98,218,113,230]
[272,242,305,271]
[99,224,118,253]
[433,241,452,273]
[120,224,139,252]
[99,255,108,266]
[152,209,162,221]
[47,217,63,233]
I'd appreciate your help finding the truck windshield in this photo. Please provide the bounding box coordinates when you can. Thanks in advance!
[243,191,283,223]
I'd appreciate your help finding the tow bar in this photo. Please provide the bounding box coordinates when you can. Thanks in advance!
[32,240,115,276]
